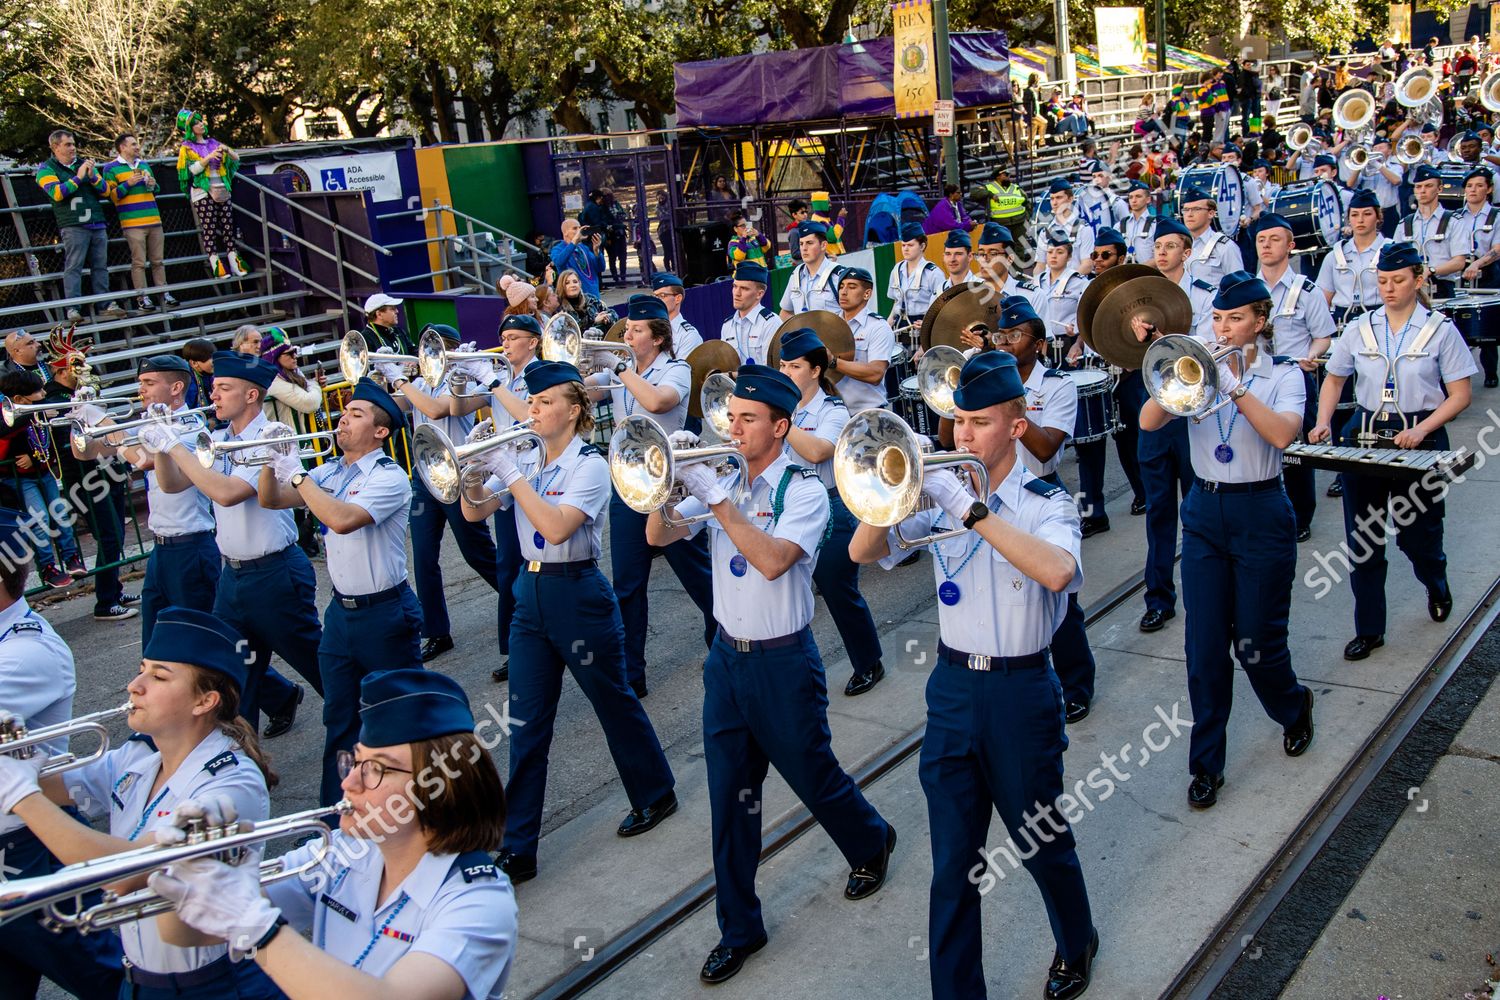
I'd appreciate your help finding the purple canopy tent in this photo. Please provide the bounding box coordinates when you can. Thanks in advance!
[674,32,1012,128]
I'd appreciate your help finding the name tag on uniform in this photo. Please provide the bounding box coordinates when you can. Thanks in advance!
[321,894,358,922]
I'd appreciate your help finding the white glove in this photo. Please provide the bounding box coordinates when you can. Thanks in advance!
[0,745,45,813]
[463,358,498,387]
[272,453,303,486]
[136,421,178,455]
[458,340,478,354]
[375,362,405,385]
[148,857,280,959]
[668,430,700,450]
[152,794,240,847]
[593,349,624,374]
[472,439,520,486]
[75,403,107,426]
[922,468,975,521]
[677,464,727,506]
[1216,362,1241,396]
[465,418,495,445]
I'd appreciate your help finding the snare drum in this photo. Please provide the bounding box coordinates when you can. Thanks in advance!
[1064,368,1117,443]
[1174,164,1245,237]
[1270,179,1343,254]
[897,375,933,436]
[1438,165,1470,210]
[1441,295,1500,346]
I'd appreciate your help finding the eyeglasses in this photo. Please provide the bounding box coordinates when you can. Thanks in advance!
[336,750,412,790]
[973,249,1008,259]
[1089,250,1118,260]
[501,333,537,342]
[992,330,1036,343]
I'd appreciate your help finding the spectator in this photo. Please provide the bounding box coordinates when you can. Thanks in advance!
[232,323,262,355]
[1057,91,1090,136]
[1226,56,1243,125]
[360,293,416,356]
[552,268,611,335]
[4,331,47,380]
[523,230,551,279]
[536,282,561,320]
[1241,59,1262,134]
[101,132,176,313]
[983,166,1027,227]
[497,274,540,315]
[0,369,83,589]
[655,191,675,270]
[808,192,848,255]
[1264,65,1286,122]
[1317,72,1337,111]
[1422,37,1438,65]
[1456,46,1479,95]
[708,174,739,204]
[726,211,772,268]
[175,109,245,279]
[783,198,811,251]
[548,218,605,298]
[603,186,629,287]
[924,183,974,235]
[1022,73,1048,150]
[35,129,121,323]
[1042,87,1066,137]
[1299,72,1319,117]
[181,337,215,409]
[1134,92,1165,138]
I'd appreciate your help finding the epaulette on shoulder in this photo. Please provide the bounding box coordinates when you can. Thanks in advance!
[1043,367,1068,378]
[759,306,777,320]
[1191,278,1215,292]
[375,455,398,468]
[789,464,820,479]
[1015,278,1039,291]
[1271,354,1298,366]
[1023,478,1068,499]
[579,443,603,457]
[8,620,43,635]
[456,850,499,882]
[826,394,848,407]
[127,732,158,751]
[202,750,238,774]
[1301,277,1318,294]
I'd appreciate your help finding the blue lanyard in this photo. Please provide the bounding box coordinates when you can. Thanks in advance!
[1383,312,1414,358]
[1213,375,1260,447]
[623,363,661,417]
[533,464,563,496]
[330,461,362,501]
[128,785,172,841]
[353,892,409,969]
[930,501,990,581]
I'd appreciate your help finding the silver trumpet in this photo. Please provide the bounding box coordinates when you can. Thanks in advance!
[540,314,630,385]
[193,422,335,468]
[608,414,746,527]
[699,372,736,440]
[1141,335,1245,421]
[338,330,419,389]
[69,404,213,454]
[416,329,511,398]
[2,390,133,429]
[915,345,966,419]
[833,408,989,551]
[0,702,131,777]
[412,419,544,505]
[0,800,351,933]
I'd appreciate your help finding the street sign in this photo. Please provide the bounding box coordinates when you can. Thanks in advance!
[933,99,954,136]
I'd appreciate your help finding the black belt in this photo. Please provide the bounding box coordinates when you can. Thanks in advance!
[223,544,297,571]
[524,558,597,576]
[333,582,407,609]
[123,954,234,989]
[154,530,214,547]
[1197,476,1282,494]
[937,641,1048,673]
[717,626,805,654]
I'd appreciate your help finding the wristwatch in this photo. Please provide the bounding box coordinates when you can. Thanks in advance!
[614,360,630,375]
[1231,383,1249,400]
[962,500,990,530]
[290,471,308,488]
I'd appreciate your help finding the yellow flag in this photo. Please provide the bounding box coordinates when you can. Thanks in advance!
[893,0,937,119]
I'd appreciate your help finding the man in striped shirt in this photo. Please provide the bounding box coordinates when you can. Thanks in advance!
[34,129,123,322]
[102,133,176,312]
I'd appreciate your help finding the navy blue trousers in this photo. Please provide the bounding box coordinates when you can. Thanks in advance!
[608,495,714,690]
[1039,473,1095,705]
[1281,369,1319,534]
[116,956,282,1000]
[493,505,523,656]
[920,655,1094,999]
[814,493,882,675]
[410,488,498,639]
[317,583,423,805]
[703,628,888,946]
[140,531,220,647]
[1136,413,1195,614]
[213,545,325,731]
[0,819,123,1000]
[1181,483,1307,776]
[1338,413,1450,637]
[503,565,674,858]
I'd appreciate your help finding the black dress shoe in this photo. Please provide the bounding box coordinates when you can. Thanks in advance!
[1284,688,1314,757]
[1045,927,1100,1000]
[630,680,648,699]
[421,635,455,662]
[1080,516,1110,538]
[1427,580,1453,622]
[262,683,303,739]
[845,824,897,900]
[1064,699,1090,724]
[1188,772,1224,809]
[491,659,509,682]
[699,935,768,984]
[493,848,537,884]
[1327,478,1344,498]
[1130,497,1147,515]
[1486,375,1498,388]
[896,551,921,567]
[843,661,885,696]
[1139,608,1175,633]
[1343,634,1385,661]
[617,791,678,837]
[1296,526,1312,543]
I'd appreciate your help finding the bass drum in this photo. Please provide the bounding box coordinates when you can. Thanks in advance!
[1173,163,1245,237]
[1269,179,1343,254]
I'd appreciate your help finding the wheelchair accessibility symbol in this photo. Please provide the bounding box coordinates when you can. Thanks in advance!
[321,168,348,191]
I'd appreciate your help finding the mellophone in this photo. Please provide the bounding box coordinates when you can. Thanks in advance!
[1281,442,1476,482]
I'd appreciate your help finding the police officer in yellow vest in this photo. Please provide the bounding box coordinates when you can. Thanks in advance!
[984,164,1029,228]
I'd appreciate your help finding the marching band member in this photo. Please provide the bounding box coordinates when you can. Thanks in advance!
[719,262,779,366]
[1252,213,1336,541]
[1119,180,1157,263]
[831,267,895,413]
[1180,187,1245,286]
[149,669,517,1000]
[940,228,976,288]
[1152,218,1217,342]
[1075,159,1127,234]
[1355,140,1403,236]
[886,222,946,330]
[1,607,279,1000]
[382,324,500,664]
[647,365,896,984]
[775,328,885,696]
[973,223,1047,318]
[1431,166,1500,387]
[1035,229,1087,345]
[1310,154,1354,220]
[144,351,324,735]
[590,294,714,697]
[257,379,420,807]
[849,351,1098,1000]
[1041,179,1095,273]
[778,221,841,317]
[1310,243,1476,661]
[1316,188,1389,325]
[650,272,703,354]
[461,360,677,883]
[1394,164,1461,297]
[0,508,124,1000]
[1249,159,1282,209]
[1139,271,1315,808]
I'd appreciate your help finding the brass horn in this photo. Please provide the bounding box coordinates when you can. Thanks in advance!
[539,313,631,383]
[1141,334,1246,421]
[411,419,544,505]
[1397,133,1430,165]
[1333,88,1376,132]
[914,344,966,419]
[193,422,335,468]
[0,703,130,778]
[607,414,746,527]
[1481,70,1500,113]
[415,328,511,398]
[68,403,213,454]
[1396,65,1440,108]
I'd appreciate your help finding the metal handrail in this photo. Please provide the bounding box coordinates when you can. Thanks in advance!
[234,173,393,258]
[375,201,542,254]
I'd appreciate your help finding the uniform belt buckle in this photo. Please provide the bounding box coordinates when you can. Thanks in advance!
[527,560,542,573]
[966,652,992,672]
[339,596,359,609]
[734,637,752,653]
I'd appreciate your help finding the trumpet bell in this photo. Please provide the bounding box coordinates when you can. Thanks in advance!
[700,372,736,439]
[608,415,675,514]
[1481,70,1500,112]
[1340,144,1371,173]
[541,313,583,366]
[1285,122,1315,152]
[1396,65,1439,107]
[412,423,464,504]
[1333,88,1376,131]
[417,329,447,387]
[1142,335,1232,418]
[915,345,965,419]
[832,408,926,527]
[339,330,370,384]
[1397,134,1429,165]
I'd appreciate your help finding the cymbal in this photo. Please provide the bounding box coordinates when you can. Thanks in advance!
[686,340,740,418]
[925,287,999,352]
[1077,264,1158,348]
[766,310,855,367]
[605,319,626,343]
[919,282,980,351]
[1089,276,1194,371]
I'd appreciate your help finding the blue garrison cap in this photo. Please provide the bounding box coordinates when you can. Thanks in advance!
[1378,241,1424,271]
[1094,227,1126,249]
[651,271,684,291]
[795,220,829,241]
[421,323,460,345]
[359,669,476,747]
[626,294,669,322]
[777,328,825,362]
[1179,186,1212,205]
[138,354,192,376]
[1252,158,1271,170]
[1249,213,1293,237]
[1464,166,1494,186]
[1213,271,1271,309]
[1222,143,1241,156]
[500,314,542,337]
[978,222,1013,246]
[952,351,1026,411]
[1413,164,1442,183]
[1126,180,1149,193]
[733,261,769,285]
[899,221,926,242]
[1153,217,1192,241]
[350,377,404,430]
[838,266,874,286]
[1348,189,1381,210]
[211,351,276,390]
[144,606,249,694]
[944,229,972,249]
[523,360,584,394]
[999,295,1040,329]
[1313,154,1337,169]
[1420,122,1439,134]
[1048,178,1074,195]
[732,363,800,415]
[1082,159,1105,174]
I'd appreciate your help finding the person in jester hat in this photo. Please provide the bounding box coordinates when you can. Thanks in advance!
[175,109,246,279]
[809,191,849,255]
